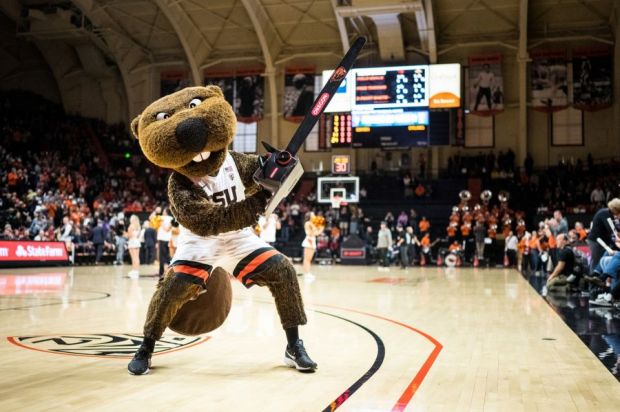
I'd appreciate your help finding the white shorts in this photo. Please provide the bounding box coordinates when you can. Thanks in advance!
[171,227,282,288]
[127,239,141,249]
[301,236,316,249]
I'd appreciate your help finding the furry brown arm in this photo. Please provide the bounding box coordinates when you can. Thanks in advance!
[168,172,269,236]
[230,151,261,196]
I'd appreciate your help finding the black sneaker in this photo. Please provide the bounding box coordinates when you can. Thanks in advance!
[128,345,152,375]
[284,339,317,372]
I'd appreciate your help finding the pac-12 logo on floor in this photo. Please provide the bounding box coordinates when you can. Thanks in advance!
[7,334,209,358]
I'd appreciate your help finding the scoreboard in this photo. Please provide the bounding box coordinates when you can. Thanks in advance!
[353,66,428,109]
[323,64,459,112]
[320,63,461,148]
[327,113,352,147]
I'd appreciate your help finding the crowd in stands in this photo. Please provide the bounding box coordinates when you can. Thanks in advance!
[91,120,168,201]
[521,157,620,213]
[0,91,163,262]
[447,149,620,214]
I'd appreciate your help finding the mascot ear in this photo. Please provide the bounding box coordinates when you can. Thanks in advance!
[130,115,141,139]
[204,85,224,98]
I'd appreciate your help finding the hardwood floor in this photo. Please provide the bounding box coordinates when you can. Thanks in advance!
[1,264,619,411]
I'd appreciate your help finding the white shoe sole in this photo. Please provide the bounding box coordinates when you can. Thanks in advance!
[284,356,315,371]
[128,367,150,375]
[589,301,612,307]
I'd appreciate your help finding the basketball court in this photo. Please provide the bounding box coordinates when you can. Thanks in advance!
[1,1,619,410]
[2,264,619,411]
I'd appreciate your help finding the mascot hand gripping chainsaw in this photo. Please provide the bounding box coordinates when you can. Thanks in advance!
[127,85,316,375]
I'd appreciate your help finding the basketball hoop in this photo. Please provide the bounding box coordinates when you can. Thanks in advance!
[317,176,359,205]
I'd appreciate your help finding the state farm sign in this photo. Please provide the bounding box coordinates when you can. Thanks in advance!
[0,241,68,265]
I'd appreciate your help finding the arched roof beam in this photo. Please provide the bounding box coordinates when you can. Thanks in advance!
[330,0,351,54]
[241,0,284,145]
[153,0,211,85]
[71,0,163,119]
[418,0,437,63]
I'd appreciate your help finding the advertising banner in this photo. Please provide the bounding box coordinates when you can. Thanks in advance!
[530,50,569,111]
[467,54,504,115]
[572,49,613,111]
[205,70,264,123]
[429,64,461,108]
[0,241,69,267]
[283,68,316,122]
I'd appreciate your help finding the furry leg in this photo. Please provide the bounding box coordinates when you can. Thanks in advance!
[252,259,307,329]
[143,269,202,340]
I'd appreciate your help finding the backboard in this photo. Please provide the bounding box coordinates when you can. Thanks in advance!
[317,176,359,204]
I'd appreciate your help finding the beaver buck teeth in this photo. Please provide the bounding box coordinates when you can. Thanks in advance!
[192,152,211,162]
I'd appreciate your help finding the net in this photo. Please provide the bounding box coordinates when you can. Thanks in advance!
[330,195,342,209]
[329,188,346,209]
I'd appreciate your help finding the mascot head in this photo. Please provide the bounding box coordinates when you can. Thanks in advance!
[131,86,236,178]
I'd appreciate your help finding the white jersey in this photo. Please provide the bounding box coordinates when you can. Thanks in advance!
[180,152,246,238]
[171,153,282,285]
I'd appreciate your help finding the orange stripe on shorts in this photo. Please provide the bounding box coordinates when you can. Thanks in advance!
[237,249,279,282]
[174,264,210,281]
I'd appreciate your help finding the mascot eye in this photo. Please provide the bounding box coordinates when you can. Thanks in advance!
[155,112,170,121]
[189,98,202,108]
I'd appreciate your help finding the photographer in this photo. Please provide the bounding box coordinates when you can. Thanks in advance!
[546,234,574,290]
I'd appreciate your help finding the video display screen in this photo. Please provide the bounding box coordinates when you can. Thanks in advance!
[429,64,461,108]
[353,66,428,110]
[319,64,460,148]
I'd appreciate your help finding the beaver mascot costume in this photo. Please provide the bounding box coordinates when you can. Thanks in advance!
[127,85,316,375]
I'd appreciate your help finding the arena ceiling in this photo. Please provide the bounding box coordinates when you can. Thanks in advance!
[0,0,616,123]
[1,0,616,71]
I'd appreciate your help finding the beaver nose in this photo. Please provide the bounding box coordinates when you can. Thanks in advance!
[175,118,208,152]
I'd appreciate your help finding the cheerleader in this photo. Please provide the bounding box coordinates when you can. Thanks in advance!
[302,213,324,278]
[125,214,142,278]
